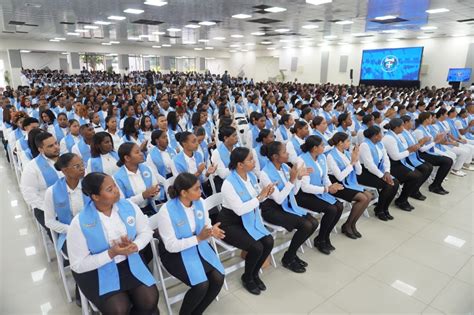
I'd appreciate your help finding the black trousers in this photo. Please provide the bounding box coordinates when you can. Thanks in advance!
[34,208,52,241]
[357,167,400,212]
[389,160,425,202]
[294,192,343,242]
[419,152,453,188]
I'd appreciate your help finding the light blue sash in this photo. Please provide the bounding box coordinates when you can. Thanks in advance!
[217,143,232,167]
[386,131,415,171]
[364,139,385,172]
[328,148,364,192]
[35,154,59,187]
[77,139,91,164]
[90,151,119,173]
[400,130,424,167]
[300,152,336,204]
[291,136,303,156]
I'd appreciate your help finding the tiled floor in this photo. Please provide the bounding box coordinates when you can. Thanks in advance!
[0,153,472,315]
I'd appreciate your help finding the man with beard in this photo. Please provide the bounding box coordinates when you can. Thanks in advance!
[20,132,62,238]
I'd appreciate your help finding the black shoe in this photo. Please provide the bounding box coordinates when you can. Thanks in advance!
[241,275,260,295]
[410,192,427,201]
[352,226,362,238]
[295,255,308,267]
[341,224,358,239]
[314,239,331,255]
[282,256,306,273]
[376,211,389,221]
[429,185,449,195]
[253,275,266,291]
[440,187,449,194]
[325,239,336,251]
[395,199,413,211]
[384,210,394,220]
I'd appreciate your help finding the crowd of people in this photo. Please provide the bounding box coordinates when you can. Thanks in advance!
[1,68,473,315]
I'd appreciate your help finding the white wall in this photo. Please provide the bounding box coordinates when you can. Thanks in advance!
[21,52,61,70]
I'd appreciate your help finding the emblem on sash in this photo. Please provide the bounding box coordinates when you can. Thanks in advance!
[126,216,135,226]
[196,210,204,220]
[142,171,151,178]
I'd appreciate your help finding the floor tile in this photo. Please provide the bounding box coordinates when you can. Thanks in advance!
[430,279,474,315]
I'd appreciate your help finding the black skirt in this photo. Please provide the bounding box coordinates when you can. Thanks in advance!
[261,199,304,232]
[328,175,361,202]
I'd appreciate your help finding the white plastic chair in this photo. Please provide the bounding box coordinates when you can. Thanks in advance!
[78,287,99,315]
[50,230,72,303]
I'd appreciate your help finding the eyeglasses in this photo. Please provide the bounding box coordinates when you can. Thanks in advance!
[68,163,85,170]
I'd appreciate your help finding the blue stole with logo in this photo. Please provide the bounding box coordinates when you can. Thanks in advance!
[19,136,29,151]
[446,118,461,139]
[291,136,303,156]
[255,143,269,170]
[199,140,209,162]
[322,111,334,132]
[90,151,119,173]
[364,139,385,172]
[114,164,158,211]
[217,143,232,167]
[53,124,66,142]
[226,171,270,240]
[64,134,77,153]
[457,118,474,140]
[278,125,289,141]
[329,148,364,192]
[167,198,224,285]
[312,129,328,145]
[416,126,439,155]
[263,163,306,217]
[400,130,424,167]
[149,146,173,178]
[386,130,415,171]
[300,152,336,204]
[77,139,91,164]
[174,151,204,182]
[167,129,179,151]
[250,125,259,148]
[428,125,448,152]
[78,199,155,296]
[52,177,90,250]
[35,154,59,187]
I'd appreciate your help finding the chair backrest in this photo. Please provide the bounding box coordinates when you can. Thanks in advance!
[202,193,223,212]
[164,176,175,199]
[148,212,160,230]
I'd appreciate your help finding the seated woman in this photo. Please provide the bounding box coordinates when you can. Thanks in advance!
[51,112,69,143]
[105,115,123,150]
[45,153,89,253]
[217,147,275,295]
[286,120,310,166]
[253,129,274,176]
[275,114,294,144]
[87,132,120,175]
[312,116,332,153]
[211,126,239,192]
[122,117,148,152]
[260,141,317,273]
[146,129,176,180]
[171,131,217,198]
[156,173,225,314]
[326,132,372,239]
[72,123,95,165]
[294,135,344,255]
[358,126,400,221]
[195,126,213,165]
[67,172,159,315]
[60,119,80,154]
[114,143,165,216]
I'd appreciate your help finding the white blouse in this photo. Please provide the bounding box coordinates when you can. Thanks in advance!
[296,156,331,195]
[286,136,304,165]
[221,173,262,216]
[67,202,152,273]
[86,153,120,175]
[359,142,391,178]
[210,148,231,179]
[327,149,362,182]
[260,167,301,205]
[115,166,160,208]
[156,198,211,253]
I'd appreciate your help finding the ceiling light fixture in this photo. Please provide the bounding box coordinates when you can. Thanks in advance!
[264,7,287,13]
[94,21,111,25]
[204,46,214,50]
[101,42,112,46]
[49,39,60,42]
[251,32,265,36]
[382,29,398,33]
[420,26,437,30]
[194,47,203,50]
[426,8,449,14]
[54,37,66,40]
[144,1,168,6]
[306,0,332,5]
[84,25,99,29]
[162,44,171,47]
[198,39,209,42]
[66,32,80,36]
[275,28,290,32]
[185,24,200,28]
[267,47,276,50]
[167,28,181,32]
[199,21,216,26]
[75,29,89,33]
[229,44,240,47]
[232,14,252,19]
[152,45,161,48]
[109,41,120,44]
[108,15,126,20]
[139,34,152,38]
[229,50,237,53]
[152,31,166,35]
[374,15,397,20]
[231,34,244,38]
[245,43,255,46]
[335,20,354,25]
[124,8,144,14]
[213,36,225,40]
[324,35,337,39]
[20,50,31,53]
[261,40,272,45]
[240,49,249,52]
[61,52,69,55]
[302,24,319,29]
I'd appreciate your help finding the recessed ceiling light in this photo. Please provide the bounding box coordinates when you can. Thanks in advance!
[162,44,171,47]
[199,21,216,26]
[20,50,31,53]
[245,43,255,46]
[54,37,66,40]
[144,0,168,6]
[124,8,144,14]
[335,20,354,25]
[152,45,161,48]
[229,50,237,53]
[417,35,430,39]
[302,24,319,29]
[264,7,287,13]
[283,46,293,49]
[251,32,265,36]
[94,21,111,25]
[420,26,437,30]
[374,15,397,20]
[128,36,140,41]
[61,52,68,55]
[109,41,120,44]
[84,25,99,29]
[267,47,276,50]
[382,29,398,33]
[299,45,309,48]
[194,47,203,50]
[261,40,272,45]
[324,35,337,39]
[231,34,244,38]
[67,32,80,36]
[167,28,181,32]
[306,0,333,5]
[108,15,126,20]
[152,31,166,35]
[338,42,349,45]
[49,39,60,42]
[275,28,290,33]
[426,8,449,14]
[106,53,118,56]
[232,14,252,19]
[240,49,249,52]
[143,55,156,58]
[185,24,200,28]
[213,36,226,40]
[182,41,196,44]
[204,46,214,50]
[230,44,240,47]
[101,42,112,46]
[279,39,293,42]
[386,38,399,41]
[205,57,215,60]
[139,34,152,38]
[75,29,89,33]
[198,39,209,42]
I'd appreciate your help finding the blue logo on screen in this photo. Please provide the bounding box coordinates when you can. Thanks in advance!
[381,55,398,72]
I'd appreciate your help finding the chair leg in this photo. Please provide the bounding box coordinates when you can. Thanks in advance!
[39,227,52,262]
[79,288,91,315]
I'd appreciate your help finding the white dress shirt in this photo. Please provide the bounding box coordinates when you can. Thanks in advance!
[171,152,209,181]
[413,127,437,153]
[20,154,63,210]
[260,167,301,205]
[382,133,410,161]
[107,130,123,150]
[156,198,211,253]
[210,148,231,179]
[359,142,391,178]
[296,156,331,195]
[286,136,304,165]
[86,153,120,175]
[60,135,80,154]
[44,181,85,234]
[221,173,262,216]
[67,201,152,273]
[115,166,160,208]
[275,126,292,144]
[145,148,173,177]
[327,149,362,182]
[72,142,90,160]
